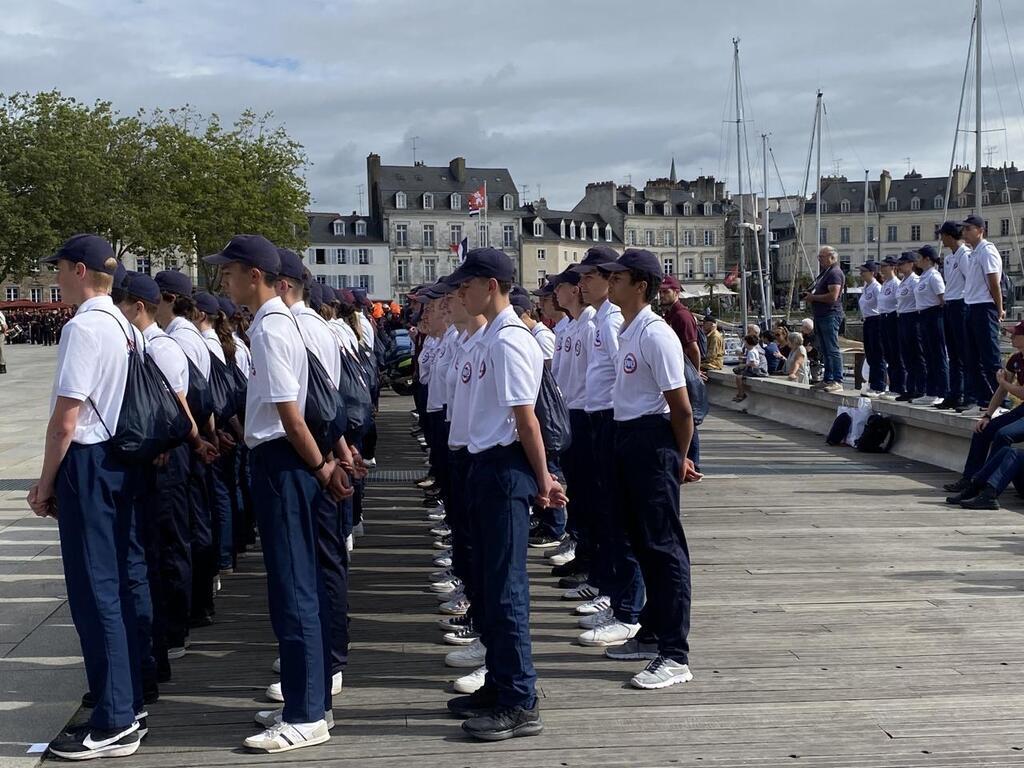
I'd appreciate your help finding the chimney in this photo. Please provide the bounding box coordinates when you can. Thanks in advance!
[878,169,892,208]
[952,165,972,196]
[449,157,466,183]
[367,153,381,183]
[538,197,547,210]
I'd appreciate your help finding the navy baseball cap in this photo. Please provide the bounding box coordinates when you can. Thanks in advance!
[276,248,308,284]
[938,220,962,237]
[123,273,161,305]
[572,245,620,273]
[217,296,238,316]
[194,292,220,315]
[897,252,917,264]
[601,249,665,279]
[42,234,118,275]
[531,281,555,297]
[351,287,371,307]
[154,270,193,297]
[858,260,879,272]
[203,234,281,274]
[510,294,533,315]
[554,267,581,286]
[962,214,986,229]
[447,247,516,284]
[321,285,337,305]
[308,281,324,310]
[916,244,939,261]
[881,255,899,266]
[113,261,129,288]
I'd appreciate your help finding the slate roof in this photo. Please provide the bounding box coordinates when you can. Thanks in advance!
[306,212,385,244]
[375,164,518,212]
[615,187,725,216]
[520,204,621,243]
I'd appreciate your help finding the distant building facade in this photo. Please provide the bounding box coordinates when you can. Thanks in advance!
[519,201,622,287]
[304,211,391,298]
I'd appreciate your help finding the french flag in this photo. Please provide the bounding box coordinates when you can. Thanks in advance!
[450,237,469,262]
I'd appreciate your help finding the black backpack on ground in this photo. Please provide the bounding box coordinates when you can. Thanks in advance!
[855,414,896,453]
[88,311,193,465]
[826,412,852,446]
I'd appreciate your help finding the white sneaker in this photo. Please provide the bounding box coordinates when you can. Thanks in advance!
[364,457,377,467]
[436,586,464,603]
[426,507,446,522]
[575,595,611,615]
[429,567,454,582]
[443,625,480,646]
[578,619,640,647]
[271,657,281,673]
[548,541,576,566]
[345,534,353,552]
[961,405,986,418]
[562,583,600,601]
[167,646,186,660]
[266,672,342,702]
[439,595,469,615]
[630,657,694,690]
[877,391,900,401]
[429,522,451,537]
[445,638,487,668]
[453,665,487,694]
[214,575,222,593]
[255,709,336,730]
[353,522,364,537]
[433,552,453,568]
[912,395,943,406]
[578,607,613,628]
[243,720,330,753]
[430,576,461,593]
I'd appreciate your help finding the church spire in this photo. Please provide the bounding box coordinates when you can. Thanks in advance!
[669,157,677,183]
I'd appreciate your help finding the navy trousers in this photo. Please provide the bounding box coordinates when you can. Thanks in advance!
[56,442,139,730]
[532,454,567,539]
[974,445,1024,495]
[944,299,967,402]
[447,448,473,584]
[612,416,691,664]
[962,403,1024,477]
[249,438,326,724]
[313,488,349,677]
[560,409,593,561]
[428,410,450,504]
[208,448,235,571]
[127,472,156,693]
[588,409,644,623]
[154,445,192,651]
[863,315,887,392]
[467,443,538,709]
[880,312,905,394]
[897,312,925,397]
[918,306,949,398]
[188,455,216,623]
[965,302,1001,407]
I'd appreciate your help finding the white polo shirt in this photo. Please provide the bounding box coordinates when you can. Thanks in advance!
[466,305,543,454]
[232,332,252,377]
[563,306,596,410]
[914,266,945,311]
[964,239,1001,305]
[166,315,211,380]
[585,299,623,412]
[244,296,309,449]
[551,315,570,377]
[858,281,880,318]
[613,305,686,422]
[418,336,439,385]
[201,327,227,365]
[51,296,132,445]
[427,326,459,412]
[944,244,970,301]
[143,322,189,396]
[531,322,556,361]
[896,273,919,314]
[553,316,575,392]
[445,329,467,420]
[878,276,901,314]
[292,301,342,388]
[447,325,486,449]
[358,313,375,349]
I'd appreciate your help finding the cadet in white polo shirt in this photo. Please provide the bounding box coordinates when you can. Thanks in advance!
[206,234,348,753]
[961,213,1005,415]
[603,248,700,690]
[30,235,143,760]
[913,245,948,406]
[938,221,969,409]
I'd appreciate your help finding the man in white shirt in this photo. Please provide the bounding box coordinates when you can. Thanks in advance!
[876,256,906,401]
[0,307,7,373]
[28,235,143,760]
[961,213,1005,415]
[206,234,346,753]
[939,221,969,409]
[604,248,700,690]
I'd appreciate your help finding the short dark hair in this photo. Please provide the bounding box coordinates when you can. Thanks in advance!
[627,268,660,304]
[496,279,513,295]
[744,333,759,345]
[262,272,279,288]
[168,293,196,320]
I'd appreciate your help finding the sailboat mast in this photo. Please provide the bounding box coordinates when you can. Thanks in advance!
[734,38,748,331]
[763,133,773,326]
[975,0,983,215]
[815,90,823,255]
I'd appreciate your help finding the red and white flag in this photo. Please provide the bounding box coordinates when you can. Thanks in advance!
[468,184,486,216]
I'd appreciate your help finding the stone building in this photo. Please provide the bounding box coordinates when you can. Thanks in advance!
[518,201,622,288]
[303,211,392,298]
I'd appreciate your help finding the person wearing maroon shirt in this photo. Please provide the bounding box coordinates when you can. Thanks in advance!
[659,276,703,470]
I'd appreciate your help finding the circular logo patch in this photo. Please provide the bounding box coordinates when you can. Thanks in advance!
[461,361,472,383]
[594,329,602,348]
[575,339,582,356]
[623,352,638,374]
[564,338,572,352]
[478,360,487,379]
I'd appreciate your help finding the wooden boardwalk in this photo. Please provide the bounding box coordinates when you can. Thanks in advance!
[77,396,1024,767]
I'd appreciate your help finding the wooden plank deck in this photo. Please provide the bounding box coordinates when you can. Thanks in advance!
[69,396,1024,767]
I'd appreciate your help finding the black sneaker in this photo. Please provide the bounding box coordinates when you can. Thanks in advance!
[81,691,96,708]
[438,613,472,631]
[960,487,1000,510]
[558,574,588,589]
[462,703,544,741]
[551,559,586,577]
[136,710,149,739]
[946,482,982,504]
[895,393,914,402]
[447,686,498,719]
[49,722,141,760]
[943,477,971,493]
[143,681,159,704]
[189,612,214,629]
[528,533,561,549]
[934,397,962,410]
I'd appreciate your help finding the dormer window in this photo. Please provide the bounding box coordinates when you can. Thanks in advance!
[957,194,967,208]
[703,203,712,216]
[451,192,462,210]
[396,191,407,209]
[644,201,653,215]
[533,220,544,237]
[934,195,944,209]
[605,224,613,242]
[840,199,850,213]
[887,198,898,211]
[423,192,434,210]
[592,223,600,240]
[627,201,635,215]
[683,202,692,216]
[502,193,513,211]
[560,220,566,238]
[819,201,828,214]
[663,202,671,216]
[1002,189,1011,203]
[569,221,577,239]
[355,220,367,236]
[579,222,586,241]
[910,197,920,211]
[866,198,875,212]
[332,220,345,236]
[982,192,991,205]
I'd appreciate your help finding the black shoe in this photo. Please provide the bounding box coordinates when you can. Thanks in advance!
[895,393,915,402]
[143,681,159,704]
[421,497,442,508]
[960,487,1000,510]
[189,612,214,629]
[551,558,587,577]
[934,397,961,410]
[157,660,172,683]
[447,687,498,719]
[955,404,975,413]
[462,703,544,741]
[943,477,971,493]
[136,710,149,740]
[528,533,561,549]
[946,481,982,504]
[81,691,96,708]
[49,723,141,760]
[558,574,588,588]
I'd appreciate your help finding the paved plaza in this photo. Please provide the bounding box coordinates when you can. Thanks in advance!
[4,343,1024,765]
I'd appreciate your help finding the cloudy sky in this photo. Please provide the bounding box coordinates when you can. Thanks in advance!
[3,0,1023,213]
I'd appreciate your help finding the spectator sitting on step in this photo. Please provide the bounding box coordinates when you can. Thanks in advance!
[785,332,810,384]
[732,333,768,402]
[762,331,785,374]
[701,316,724,372]
[943,321,1024,495]
[944,443,1024,510]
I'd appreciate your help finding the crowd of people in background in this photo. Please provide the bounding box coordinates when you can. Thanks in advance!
[0,307,74,345]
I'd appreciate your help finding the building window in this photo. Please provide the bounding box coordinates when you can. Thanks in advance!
[867,225,875,242]
[1002,189,1011,203]
[30,287,42,302]
[450,224,463,245]
[396,259,409,284]
[684,230,695,246]
[424,258,437,282]
[628,230,637,246]
[819,228,827,244]
[605,224,612,242]
[703,203,712,216]
[395,224,408,247]
[703,230,715,246]
[422,224,435,248]
[314,248,326,265]
[867,198,876,212]
[592,223,599,240]
[451,193,461,210]
[537,248,546,261]
[934,195,944,209]
[627,201,635,215]
[314,274,327,285]
[569,221,576,239]
[911,224,922,241]
[396,191,407,209]
[560,220,566,238]
[682,258,693,278]
[136,255,151,275]
[663,202,672,216]
[840,199,850,213]
[337,248,348,264]
[664,230,675,246]
[887,198,898,211]
[357,275,373,291]
[645,201,653,215]
[819,201,828,214]
[957,194,968,208]
[703,256,716,277]
[683,202,692,216]
[840,227,850,244]
[479,223,489,246]
[578,222,586,242]
[887,225,898,242]
[537,269,546,285]
[533,220,544,237]
[910,197,920,211]
[333,220,345,236]
[645,230,655,246]
[503,224,516,248]
[1000,218,1011,236]
[358,248,370,265]
[502,193,513,211]
[50,286,61,303]
[5,286,18,301]
[423,193,434,210]
[355,220,367,236]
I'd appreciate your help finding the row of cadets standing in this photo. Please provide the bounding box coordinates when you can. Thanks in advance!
[940,221,970,408]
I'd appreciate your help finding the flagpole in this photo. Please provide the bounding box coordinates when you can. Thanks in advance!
[483,180,488,248]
